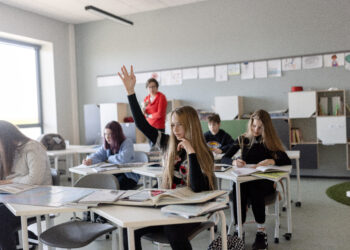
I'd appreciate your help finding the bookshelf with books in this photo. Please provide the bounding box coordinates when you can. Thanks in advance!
[288,89,350,175]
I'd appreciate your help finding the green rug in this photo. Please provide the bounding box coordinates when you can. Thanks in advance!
[326,182,350,206]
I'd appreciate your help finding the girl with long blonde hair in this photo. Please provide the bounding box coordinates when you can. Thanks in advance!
[118,65,214,250]
[222,110,291,250]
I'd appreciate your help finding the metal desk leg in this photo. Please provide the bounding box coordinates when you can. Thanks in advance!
[283,176,293,241]
[54,157,59,173]
[218,210,227,250]
[236,180,243,239]
[127,228,135,250]
[71,172,75,186]
[20,216,29,250]
[157,177,162,188]
[45,215,54,250]
[35,216,43,250]
[295,158,302,207]
[112,229,117,250]
[118,226,123,250]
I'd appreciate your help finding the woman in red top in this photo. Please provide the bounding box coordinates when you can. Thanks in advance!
[142,78,167,131]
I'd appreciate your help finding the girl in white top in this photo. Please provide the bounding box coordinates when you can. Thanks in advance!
[0,120,52,250]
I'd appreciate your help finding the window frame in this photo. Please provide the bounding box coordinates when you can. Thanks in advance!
[0,37,43,134]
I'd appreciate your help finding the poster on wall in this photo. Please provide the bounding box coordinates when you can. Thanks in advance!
[254,61,267,78]
[323,53,345,67]
[282,57,302,71]
[198,66,215,79]
[240,62,254,80]
[302,55,323,69]
[215,65,228,82]
[182,67,198,79]
[136,72,161,84]
[160,70,182,86]
[97,75,122,87]
[345,53,350,71]
[228,63,240,76]
[267,59,282,77]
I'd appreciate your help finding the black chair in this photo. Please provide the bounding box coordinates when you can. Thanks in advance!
[39,174,119,249]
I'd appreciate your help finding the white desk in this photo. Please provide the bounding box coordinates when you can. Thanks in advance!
[5,203,87,250]
[92,205,228,250]
[132,166,163,188]
[69,165,136,186]
[46,145,97,178]
[214,169,292,239]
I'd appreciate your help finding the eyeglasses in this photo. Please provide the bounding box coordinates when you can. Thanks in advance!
[148,85,157,89]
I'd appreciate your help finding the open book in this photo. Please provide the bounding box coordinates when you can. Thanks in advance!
[214,163,232,172]
[232,165,292,177]
[115,187,227,207]
[161,201,228,219]
[0,183,36,194]
[75,162,149,173]
[70,189,126,207]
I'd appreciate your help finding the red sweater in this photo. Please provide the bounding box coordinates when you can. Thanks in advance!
[144,91,167,129]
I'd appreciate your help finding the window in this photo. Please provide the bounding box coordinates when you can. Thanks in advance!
[0,38,42,139]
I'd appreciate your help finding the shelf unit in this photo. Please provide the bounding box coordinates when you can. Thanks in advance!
[288,89,349,172]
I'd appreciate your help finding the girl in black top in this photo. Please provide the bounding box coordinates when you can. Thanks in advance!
[118,65,215,250]
[221,110,291,250]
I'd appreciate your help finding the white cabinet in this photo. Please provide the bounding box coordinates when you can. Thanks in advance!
[288,91,316,118]
[99,103,128,136]
[316,116,347,144]
[214,96,243,120]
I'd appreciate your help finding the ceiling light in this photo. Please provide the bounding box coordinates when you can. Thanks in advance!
[85,5,133,26]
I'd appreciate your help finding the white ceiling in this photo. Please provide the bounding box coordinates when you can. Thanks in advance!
[0,0,206,24]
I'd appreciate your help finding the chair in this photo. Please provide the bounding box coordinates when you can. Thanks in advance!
[134,150,149,163]
[228,189,281,243]
[39,174,119,249]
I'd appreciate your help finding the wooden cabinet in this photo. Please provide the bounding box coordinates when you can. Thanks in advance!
[288,89,349,173]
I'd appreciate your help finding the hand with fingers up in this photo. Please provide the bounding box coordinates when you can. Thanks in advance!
[118,65,136,95]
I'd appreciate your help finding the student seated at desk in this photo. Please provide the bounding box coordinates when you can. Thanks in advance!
[0,120,52,250]
[83,121,140,190]
[221,110,291,250]
[119,66,215,250]
[204,113,234,154]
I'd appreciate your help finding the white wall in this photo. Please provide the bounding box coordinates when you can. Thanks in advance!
[0,3,78,143]
[75,0,350,143]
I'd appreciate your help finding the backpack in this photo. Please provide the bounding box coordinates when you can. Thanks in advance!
[38,133,66,151]
[208,234,245,250]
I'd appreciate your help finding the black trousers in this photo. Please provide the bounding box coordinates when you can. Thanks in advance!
[123,222,200,250]
[114,173,137,190]
[232,179,275,224]
[0,203,21,250]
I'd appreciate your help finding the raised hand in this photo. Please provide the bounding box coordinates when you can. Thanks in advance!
[177,138,195,154]
[117,65,136,95]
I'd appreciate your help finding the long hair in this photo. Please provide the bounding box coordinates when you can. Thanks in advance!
[245,110,285,155]
[104,121,126,154]
[0,120,30,179]
[161,106,215,190]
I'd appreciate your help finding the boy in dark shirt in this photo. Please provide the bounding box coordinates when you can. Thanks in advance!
[204,113,234,154]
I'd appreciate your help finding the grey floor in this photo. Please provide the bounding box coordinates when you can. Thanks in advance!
[33,177,350,250]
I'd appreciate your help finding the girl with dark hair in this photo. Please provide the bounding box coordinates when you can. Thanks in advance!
[118,66,215,250]
[0,120,52,249]
[221,110,291,250]
[83,121,140,189]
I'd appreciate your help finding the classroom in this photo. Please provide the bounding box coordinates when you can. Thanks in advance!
[0,0,349,250]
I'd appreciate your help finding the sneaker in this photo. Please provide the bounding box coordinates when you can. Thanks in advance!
[252,231,268,250]
[233,230,245,243]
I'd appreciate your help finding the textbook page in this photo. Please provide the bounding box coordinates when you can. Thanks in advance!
[77,190,125,204]
[161,201,228,219]
[0,183,36,194]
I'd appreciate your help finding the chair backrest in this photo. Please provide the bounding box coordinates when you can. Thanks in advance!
[38,133,66,151]
[51,168,60,186]
[74,174,120,190]
[134,151,149,163]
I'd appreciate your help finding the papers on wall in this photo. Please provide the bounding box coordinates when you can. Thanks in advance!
[160,70,182,86]
[267,59,282,77]
[198,66,214,79]
[228,63,240,76]
[240,62,254,80]
[136,72,161,84]
[215,65,228,82]
[323,53,345,67]
[182,67,198,80]
[302,55,323,69]
[97,75,122,87]
[254,61,267,78]
[345,53,350,71]
[282,57,301,71]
